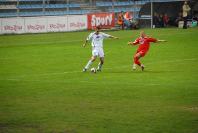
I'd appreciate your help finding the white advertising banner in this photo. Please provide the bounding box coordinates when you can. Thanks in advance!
[47,16,68,32]
[1,18,25,34]
[0,15,88,34]
[67,15,87,31]
[25,17,47,33]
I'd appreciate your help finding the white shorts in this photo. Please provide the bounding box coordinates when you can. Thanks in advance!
[92,47,104,58]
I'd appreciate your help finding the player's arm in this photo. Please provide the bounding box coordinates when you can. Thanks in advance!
[103,32,119,39]
[83,33,93,47]
[83,39,88,47]
[148,37,166,43]
[157,39,167,42]
[128,38,139,45]
[109,35,119,39]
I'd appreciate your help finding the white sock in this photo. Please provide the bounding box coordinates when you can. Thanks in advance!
[133,64,137,69]
[141,64,144,67]
[85,60,93,69]
[97,63,103,70]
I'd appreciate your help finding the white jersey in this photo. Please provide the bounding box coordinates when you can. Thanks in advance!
[86,32,111,48]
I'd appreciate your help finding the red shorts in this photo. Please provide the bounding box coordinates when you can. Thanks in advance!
[135,50,147,57]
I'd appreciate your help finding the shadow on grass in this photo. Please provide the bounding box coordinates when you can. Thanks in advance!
[104,70,181,74]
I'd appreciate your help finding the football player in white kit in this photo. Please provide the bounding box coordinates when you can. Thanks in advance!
[82,26,119,72]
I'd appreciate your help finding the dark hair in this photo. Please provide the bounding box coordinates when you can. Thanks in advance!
[96,26,101,30]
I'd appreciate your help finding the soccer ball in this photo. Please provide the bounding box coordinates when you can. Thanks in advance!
[90,67,96,73]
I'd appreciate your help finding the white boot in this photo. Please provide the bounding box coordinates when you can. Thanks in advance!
[132,64,137,70]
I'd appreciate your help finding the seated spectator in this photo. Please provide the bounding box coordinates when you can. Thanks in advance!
[175,12,183,26]
[124,12,132,29]
[129,18,139,29]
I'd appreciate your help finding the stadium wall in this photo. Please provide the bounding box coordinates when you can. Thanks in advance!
[0,15,87,34]
[0,12,115,34]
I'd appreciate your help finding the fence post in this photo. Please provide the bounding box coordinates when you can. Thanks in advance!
[17,0,19,17]
[43,0,45,13]
[67,0,69,14]
[151,0,153,28]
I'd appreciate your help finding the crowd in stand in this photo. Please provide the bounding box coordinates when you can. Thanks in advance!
[117,11,139,30]
[115,1,197,30]
[153,1,198,29]
[153,13,170,28]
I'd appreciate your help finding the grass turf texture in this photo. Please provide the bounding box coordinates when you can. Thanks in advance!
[0,28,198,133]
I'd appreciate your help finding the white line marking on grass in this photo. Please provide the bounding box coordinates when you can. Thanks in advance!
[6,78,198,89]
[37,71,80,76]
[2,58,197,81]
[79,80,161,86]
[15,71,81,78]
[3,78,198,88]
[0,78,162,86]
[28,40,83,45]
[0,40,82,47]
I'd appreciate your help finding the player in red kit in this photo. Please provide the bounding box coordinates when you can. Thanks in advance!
[128,31,166,71]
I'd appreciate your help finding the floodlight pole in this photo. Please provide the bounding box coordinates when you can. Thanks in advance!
[112,0,114,13]
[67,0,69,14]
[134,0,136,19]
[17,0,19,17]
[151,0,153,29]
[42,0,45,13]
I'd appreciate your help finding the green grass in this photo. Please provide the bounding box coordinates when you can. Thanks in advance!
[0,27,198,133]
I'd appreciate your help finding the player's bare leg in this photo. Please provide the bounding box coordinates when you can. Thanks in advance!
[83,56,97,72]
[133,52,144,71]
[97,57,104,72]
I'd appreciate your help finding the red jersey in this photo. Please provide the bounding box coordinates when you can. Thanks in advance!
[133,37,157,53]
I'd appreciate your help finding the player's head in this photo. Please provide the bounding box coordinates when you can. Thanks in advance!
[140,31,146,38]
[184,1,188,5]
[95,26,101,35]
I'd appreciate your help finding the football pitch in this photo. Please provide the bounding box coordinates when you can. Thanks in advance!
[0,28,198,133]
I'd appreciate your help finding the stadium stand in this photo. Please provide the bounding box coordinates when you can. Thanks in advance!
[0,0,193,18]
[0,0,149,18]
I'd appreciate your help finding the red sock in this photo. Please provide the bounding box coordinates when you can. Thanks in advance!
[134,56,141,66]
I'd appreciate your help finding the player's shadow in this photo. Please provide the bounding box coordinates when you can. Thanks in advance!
[143,70,182,73]
[105,70,181,74]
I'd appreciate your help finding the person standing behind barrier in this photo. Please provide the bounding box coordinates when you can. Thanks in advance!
[182,1,191,29]
[153,13,160,28]
[159,14,164,27]
[163,13,169,27]
[117,11,125,30]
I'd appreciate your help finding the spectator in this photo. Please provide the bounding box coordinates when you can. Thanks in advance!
[163,13,169,27]
[124,12,132,21]
[182,1,191,29]
[124,12,132,29]
[153,12,160,28]
[130,18,139,29]
[159,14,164,27]
[117,11,125,30]
[175,12,183,26]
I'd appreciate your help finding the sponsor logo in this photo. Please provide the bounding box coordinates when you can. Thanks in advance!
[91,14,113,27]
[70,22,85,28]
[49,23,66,29]
[87,13,115,29]
[4,25,22,31]
[27,25,45,30]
